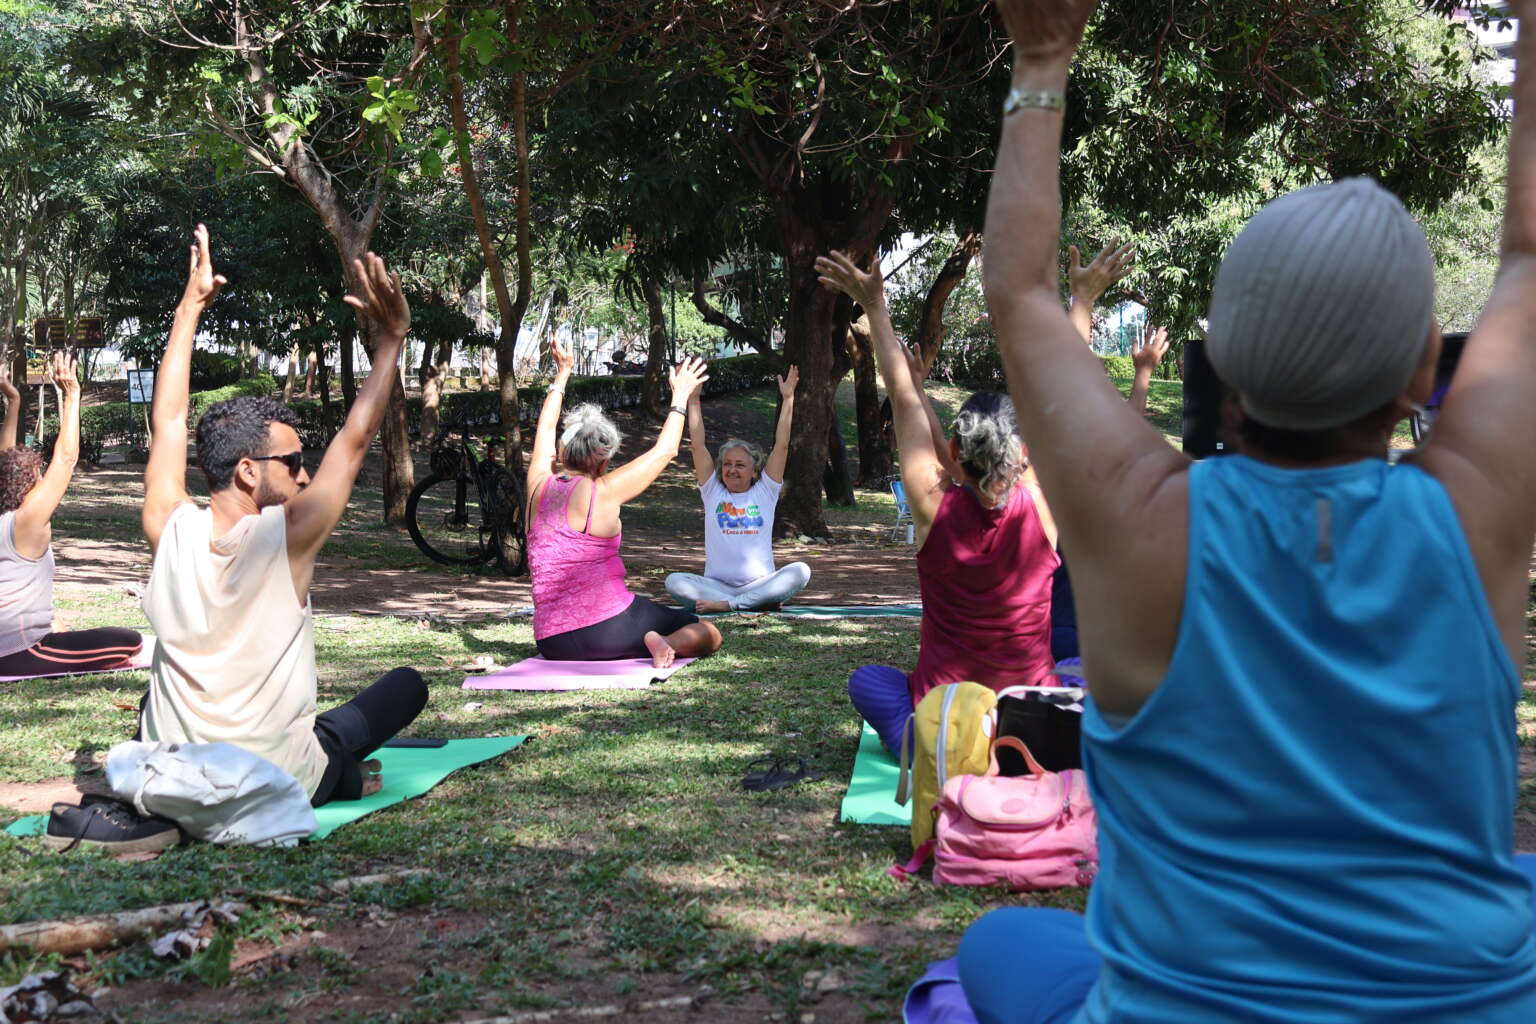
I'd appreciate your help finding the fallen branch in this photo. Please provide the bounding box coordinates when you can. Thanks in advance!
[0,869,431,955]
[457,990,711,1023]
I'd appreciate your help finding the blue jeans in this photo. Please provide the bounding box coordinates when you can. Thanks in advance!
[955,856,1536,1024]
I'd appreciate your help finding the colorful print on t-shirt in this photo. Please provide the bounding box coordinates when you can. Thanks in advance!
[716,499,765,533]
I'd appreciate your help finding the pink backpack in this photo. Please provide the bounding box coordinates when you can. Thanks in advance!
[894,736,1097,891]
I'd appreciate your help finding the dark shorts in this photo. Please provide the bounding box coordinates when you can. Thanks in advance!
[536,596,699,661]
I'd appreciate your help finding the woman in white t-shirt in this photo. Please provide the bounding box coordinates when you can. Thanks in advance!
[665,367,811,613]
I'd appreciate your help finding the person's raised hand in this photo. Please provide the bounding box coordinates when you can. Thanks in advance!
[815,250,885,311]
[994,0,1101,60]
[668,355,710,404]
[778,365,799,400]
[344,253,411,339]
[179,223,228,311]
[1132,323,1170,374]
[0,363,18,404]
[49,350,79,399]
[550,334,575,376]
[1068,237,1134,304]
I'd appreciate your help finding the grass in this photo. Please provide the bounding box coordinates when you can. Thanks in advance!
[2,369,1532,1022]
[0,610,1034,1021]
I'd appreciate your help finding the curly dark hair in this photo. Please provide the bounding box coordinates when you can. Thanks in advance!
[195,397,303,492]
[0,447,42,514]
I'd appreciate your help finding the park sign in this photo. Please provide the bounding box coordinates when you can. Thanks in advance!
[32,317,106,349]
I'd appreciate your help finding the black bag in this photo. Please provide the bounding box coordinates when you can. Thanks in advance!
[994,694,1082,775]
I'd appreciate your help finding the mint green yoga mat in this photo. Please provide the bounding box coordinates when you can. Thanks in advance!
[838,723,910,827]
[700,604,922,619]
[4,736,527,842]
[777,604,921,618]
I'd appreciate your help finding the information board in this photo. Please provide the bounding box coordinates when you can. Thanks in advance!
[127,369,155,406]
[32,317,106,349]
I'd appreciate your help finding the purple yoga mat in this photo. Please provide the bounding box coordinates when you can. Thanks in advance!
[0,637,156,683]
[462,654,696,691]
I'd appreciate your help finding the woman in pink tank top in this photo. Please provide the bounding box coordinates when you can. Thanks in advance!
[817,253,1058,755]
[525,337,722,668]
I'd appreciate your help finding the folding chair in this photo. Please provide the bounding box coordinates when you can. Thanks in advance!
[889,478,915,544]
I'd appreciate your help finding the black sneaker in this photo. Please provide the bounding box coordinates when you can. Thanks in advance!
[43,798,182,854]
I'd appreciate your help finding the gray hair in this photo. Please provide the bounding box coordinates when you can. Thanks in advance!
[953,391,1025,504]
[559,403,623,475]
[715,438,765,484]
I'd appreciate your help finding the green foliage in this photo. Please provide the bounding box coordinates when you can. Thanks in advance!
[188,350,244,390]
[35,375,277,447]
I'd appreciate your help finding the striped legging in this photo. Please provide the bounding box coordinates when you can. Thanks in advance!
[0,628,143,678]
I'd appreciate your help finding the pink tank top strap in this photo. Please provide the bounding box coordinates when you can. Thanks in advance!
[581,478,596,535]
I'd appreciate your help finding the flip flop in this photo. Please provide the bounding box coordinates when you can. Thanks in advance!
[742,755,822,792]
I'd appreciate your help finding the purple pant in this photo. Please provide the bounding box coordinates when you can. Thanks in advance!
[847,664,912,757]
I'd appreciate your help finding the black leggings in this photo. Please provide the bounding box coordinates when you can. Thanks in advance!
[310,667,429,807]
[0,628,143,676]
[536,597,699,661]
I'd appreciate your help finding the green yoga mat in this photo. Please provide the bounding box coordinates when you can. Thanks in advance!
[838,723,910,827]
[699,604,922,619]
[4,735,527,842]
[777,604,921,618]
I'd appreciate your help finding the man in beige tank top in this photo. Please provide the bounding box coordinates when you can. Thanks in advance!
[138,225,427,807]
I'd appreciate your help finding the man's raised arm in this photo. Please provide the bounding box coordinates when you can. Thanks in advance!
[143,224,226,551]
[283,253,409,563]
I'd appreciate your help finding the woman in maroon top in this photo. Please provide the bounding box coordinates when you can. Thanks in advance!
[816,252,1058,756]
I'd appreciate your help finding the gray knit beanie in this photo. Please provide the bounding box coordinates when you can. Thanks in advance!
[1205,178,1436,431]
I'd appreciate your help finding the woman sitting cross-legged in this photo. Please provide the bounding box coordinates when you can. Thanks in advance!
[816,251,1059,758]
[940,1,1536,1022]
[525,337,723,668]
[0,353,142,677]
[664,366,811,613]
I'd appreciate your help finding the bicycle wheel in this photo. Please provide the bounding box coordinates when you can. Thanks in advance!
[406,473,495,567]
[479,465,529,576]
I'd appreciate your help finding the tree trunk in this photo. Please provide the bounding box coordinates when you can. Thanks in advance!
[282,344,300,402]
[775,255,840,537]
[823,413,856,508]
[340,250,413,524]
[916,230,982,373]
[10,329,26,444]
[339,322,357,412]
[419,335,451,447]
[302,349,317,398]
[848,316,893,484]
[447,28,530,471]
[315,337,333,432]
[641,275,669,418]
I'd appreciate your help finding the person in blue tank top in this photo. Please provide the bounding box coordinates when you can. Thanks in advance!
[930,2,1536,1022]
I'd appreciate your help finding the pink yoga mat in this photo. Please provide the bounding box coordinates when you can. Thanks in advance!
[462,655,695,691]
[0,637,156,683]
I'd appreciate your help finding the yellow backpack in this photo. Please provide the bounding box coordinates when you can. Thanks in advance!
[897,682,998,850]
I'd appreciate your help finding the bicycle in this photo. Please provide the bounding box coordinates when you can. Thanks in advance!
[405,419,528,576]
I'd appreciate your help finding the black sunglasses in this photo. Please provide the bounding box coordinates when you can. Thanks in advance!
[249,451,305,476]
